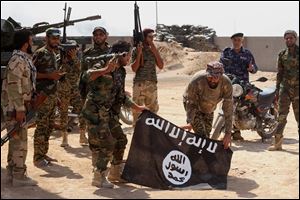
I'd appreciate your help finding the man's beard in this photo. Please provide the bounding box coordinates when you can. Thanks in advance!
[208,82,218,89]
[49,43,58,49]
[94,40,105,46]
[27,45,33,54]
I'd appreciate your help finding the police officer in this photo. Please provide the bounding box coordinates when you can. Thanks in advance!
[268,30,299,151]
[1,30,38,186]
[220,32,259,140]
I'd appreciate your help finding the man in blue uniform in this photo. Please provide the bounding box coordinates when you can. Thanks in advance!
[220,32,259,140]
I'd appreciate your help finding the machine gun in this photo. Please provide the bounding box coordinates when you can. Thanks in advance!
[133,1,144,47]
[1,11,101,65]
[58,3,80,57]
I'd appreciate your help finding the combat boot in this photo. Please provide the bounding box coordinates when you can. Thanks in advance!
[12,170,38,187]
[79,129,88,146]
[92,169,114,188]
[60,131,69,147]
[108,164,127,183]
[268,134,283,151]
[232,130,244,141]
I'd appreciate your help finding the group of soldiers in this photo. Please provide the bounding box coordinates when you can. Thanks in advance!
[1,24,298,189]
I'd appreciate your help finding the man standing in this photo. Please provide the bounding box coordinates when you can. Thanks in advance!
[57,41,81,147]
[268,30,299,151]
[131,28,164,126]
[220,32,258,140]
[1,30,37,186]
[78,26,110,146]
[81,41,147,188]
[33,28,65,167]
[181,61,232,149]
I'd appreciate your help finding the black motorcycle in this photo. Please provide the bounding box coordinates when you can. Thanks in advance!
[211,75,278,141]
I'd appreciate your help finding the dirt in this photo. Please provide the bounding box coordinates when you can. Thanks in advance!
[1,44,299,199]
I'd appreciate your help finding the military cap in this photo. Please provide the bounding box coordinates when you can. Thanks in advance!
[46,27,61,37]
[206,61,224,77]
[93,26,108,35]
[284,30,297,38]
[231,32,244,39]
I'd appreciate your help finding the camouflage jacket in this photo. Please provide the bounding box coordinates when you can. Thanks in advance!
[1,50,36,113]
[82,63,134,110]
[183,72,233,133]
[131,46,157,83]
[111,66,134,115]
[79,43,110,98]
[276,45,299,90]
[58,58,81,91]
[33,46,58,96]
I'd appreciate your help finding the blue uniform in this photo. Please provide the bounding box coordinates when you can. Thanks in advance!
[220,47,258,82]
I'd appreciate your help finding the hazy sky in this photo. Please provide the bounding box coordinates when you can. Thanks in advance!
[1,1,299,37]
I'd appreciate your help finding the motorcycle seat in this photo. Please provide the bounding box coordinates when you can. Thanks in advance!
[258,86,276,104]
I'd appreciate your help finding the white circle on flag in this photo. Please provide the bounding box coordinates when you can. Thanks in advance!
[162,150,192,185]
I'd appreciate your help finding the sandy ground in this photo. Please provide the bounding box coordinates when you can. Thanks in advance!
[1,69,299,199]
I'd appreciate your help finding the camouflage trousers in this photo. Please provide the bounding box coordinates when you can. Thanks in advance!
[132,81,159,126]
[110,114,128,165]
[6,120,28,174]
[33,94,57,162]
[82,100,128,171]
[191,110,214,138]
[79,98,87,131]
[57,85,82,132]
[276,85,299,136]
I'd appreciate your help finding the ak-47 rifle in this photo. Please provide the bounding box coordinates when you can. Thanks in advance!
[133,1,144,47]
[1,93,47,146]
[85,52,128,63]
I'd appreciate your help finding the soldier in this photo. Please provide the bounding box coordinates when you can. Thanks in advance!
[33,28,65,167]
[220,32,259,141]
[131,28,164,126]
[78,26,110,146]
[57,41,82,147]
[81,40,147,188]
[1,30,38,186]
[268,30,299,151]
[181,61,232,149]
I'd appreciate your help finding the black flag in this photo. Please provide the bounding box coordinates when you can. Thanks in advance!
[122,110,233,190]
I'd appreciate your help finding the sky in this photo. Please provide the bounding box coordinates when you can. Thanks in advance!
[1,1,299,37]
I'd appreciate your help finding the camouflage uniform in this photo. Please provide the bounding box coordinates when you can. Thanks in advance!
[131,47,159,126]
[79,43,110,132]
[269,45,299,150]
[183,71,233,137]
[1,50,36,184]
[33,46,58,163]
[110,66,134,165]
[57,58,81,131]
[57,57,82,146]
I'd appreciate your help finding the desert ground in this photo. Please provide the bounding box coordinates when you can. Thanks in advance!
[1,43,299,199]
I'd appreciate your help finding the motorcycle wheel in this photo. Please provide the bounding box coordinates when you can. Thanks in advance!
[256,106,278,139]
[119,106,133,125]
[211,115,225,140]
